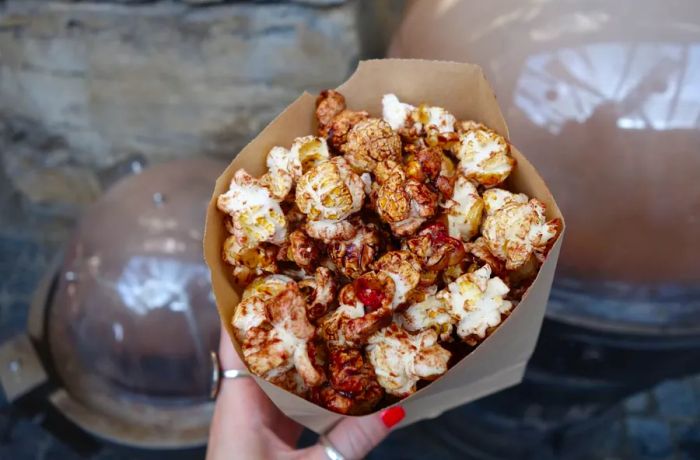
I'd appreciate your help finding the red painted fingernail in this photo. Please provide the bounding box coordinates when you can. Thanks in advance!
[380,406,405,428]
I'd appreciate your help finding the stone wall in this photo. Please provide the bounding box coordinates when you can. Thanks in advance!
[0,0,404,211]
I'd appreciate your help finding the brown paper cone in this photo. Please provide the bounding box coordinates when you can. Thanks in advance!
[203,59,565,433]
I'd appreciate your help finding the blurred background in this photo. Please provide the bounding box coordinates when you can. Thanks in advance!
[0,0,698,459]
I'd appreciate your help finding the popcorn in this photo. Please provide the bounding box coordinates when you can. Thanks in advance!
[437,265,513,345]
[327,222,382,279]
[259,170,293,202]
[269,369,310,398]
[223,235,278,285]
[402,222,465,272]
[328,347,381,395]
[305,219,357,244]
[316,90,346,132]
[295,156,365,222]
[481,196,560,270]
[266,145,302,181]
[360,172,373,195]
[445,175,484,241]
[278,229,320,270]
[216,89,561,415]
[405,146,442,182]
[482,188,528,215]
[453,125,514,187]
[233,275,323,386]
[372,250,422,310]
[241,273,292,302]
[367,322,450,397]
[441,260,471,285]
[402,144,456,203]
[316,90,371,150]
[327,110,371,151]
[400,294,453,341]
[436,155,457,200]
[382,93,415,131]
[265,137,330,180]
[374,163,438,236]
[261,138,330,201]
[319,272,395,348]
[217,169,287,248]
[413,104,457,136]
[456,120,488,134]
[373,158,401,185]
[291,136,331,172]
[311,375,383,415]
[466,236,505,276]
[342,118,402,173]
[382,93,456,138]
[298,267,337,321]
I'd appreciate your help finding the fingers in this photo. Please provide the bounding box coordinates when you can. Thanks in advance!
[218,321,245,369]
[303,406,405,460]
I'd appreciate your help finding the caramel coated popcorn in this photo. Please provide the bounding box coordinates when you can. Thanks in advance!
[295,156,364,222]
[342,118,402,173]
[374,162,439,236]
[452,124,514,187]
[367,322,450,397]
[233,275,323,387]
[481,191,560,270]
[217,90,560,415]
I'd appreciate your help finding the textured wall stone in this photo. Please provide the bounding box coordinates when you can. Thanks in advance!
[0,0,405,210]
[0,0,361,164]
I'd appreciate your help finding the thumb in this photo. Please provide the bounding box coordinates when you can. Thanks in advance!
[304,406,405,460]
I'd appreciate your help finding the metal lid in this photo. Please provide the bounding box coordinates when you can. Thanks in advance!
[47,158,226,447]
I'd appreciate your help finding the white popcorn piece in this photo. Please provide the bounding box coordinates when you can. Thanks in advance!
[372,250,422,310]
[222,235,277,285]
[482,188,528,215]
[382,93,415,131]
[453,126,514,187]
[295,156,364,222]
[262,137,330,201]
[320,301,367,348]
[290,135,331,172]
[367,322,450,397]
[319,271,395,348]
[481,196,560,270]
[266,136,330,180]
[400,293,454,342]
[217,169,287,248]
[266,146,302,180]
[415,105,457,134]
[382,93,456,135]
[445,175,484,241]
[233,275,322,386]
[437,265,513,343]
[305,219,357,244]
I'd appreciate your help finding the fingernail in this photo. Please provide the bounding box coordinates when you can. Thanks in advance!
[380,406,405,428]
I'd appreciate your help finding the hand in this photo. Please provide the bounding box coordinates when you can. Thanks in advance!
[207,324,405,460]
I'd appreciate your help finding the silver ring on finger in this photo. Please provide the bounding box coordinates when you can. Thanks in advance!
[210,351,252,399]
[319,434,346,460]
